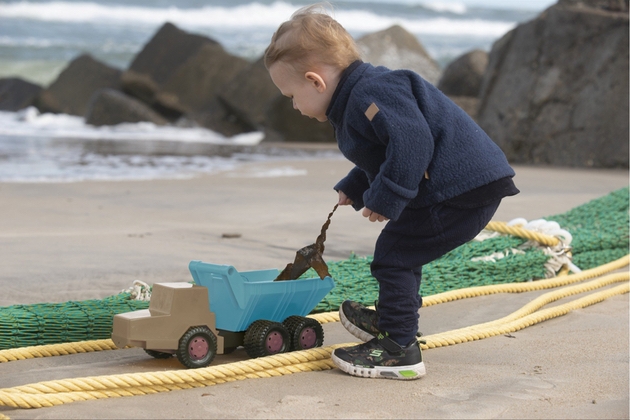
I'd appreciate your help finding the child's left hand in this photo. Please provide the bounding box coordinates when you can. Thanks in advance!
[362,208,389,222]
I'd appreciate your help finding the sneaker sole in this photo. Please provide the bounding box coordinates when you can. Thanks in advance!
[331,352,426,380]
[339,305,377,342]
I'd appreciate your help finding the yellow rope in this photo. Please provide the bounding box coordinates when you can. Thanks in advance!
[422,272,628,348]
[0,255,627,364]
[485,220,560,246]
[0,219,578,366]
[0,340,117,364]
[422,254,629,307]
[0,257,627,409]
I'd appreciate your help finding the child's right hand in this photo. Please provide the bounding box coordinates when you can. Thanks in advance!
[338,190,353,206]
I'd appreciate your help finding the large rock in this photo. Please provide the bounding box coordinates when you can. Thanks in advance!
[264,94,335,143]
[125,22,216,89]
[559,0,628,11]
[0,77,42,111]
[161,43,249,113]
[448,96,480,120]
[357,25,441,85]
[438,49,488,97]
[160,42,253,135]
[84,89,168,126]
[477,1,629,168]
[121,22,251,135]
[219,57,334,142]
[219,58,279,128]
[34,54,122,115]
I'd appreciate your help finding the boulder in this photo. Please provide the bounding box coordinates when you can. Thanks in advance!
[219,58,279,128]
[264,94,335,143]
[448,96,480,120]
[477,1,629,168]
[357,25,442,85]
[191,98,258,137]
[121,22,251,135]
[84,89,168,126]
[558,0,628,11]
[219,57,334,142]
[34,54,122,116]
[121,22,218,116]
[161,43,249,113]
[0,77,42,111]
[438,49,488,97]
[126,22,217,88]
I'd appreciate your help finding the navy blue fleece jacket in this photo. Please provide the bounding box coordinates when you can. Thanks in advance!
[327,61,515,221]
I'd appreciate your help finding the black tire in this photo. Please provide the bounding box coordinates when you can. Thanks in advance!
[283,316,324,351]
[144,349,173,359]
[176,326,218,369]
[243,320,290,358]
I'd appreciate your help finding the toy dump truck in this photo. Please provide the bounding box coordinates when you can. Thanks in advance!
[112,261,335,368]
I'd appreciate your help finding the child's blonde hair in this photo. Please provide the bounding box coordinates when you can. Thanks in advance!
[264,3,361,73]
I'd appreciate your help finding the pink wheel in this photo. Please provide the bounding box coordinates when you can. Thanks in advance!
[244,320,290,358]
[188,335,210,360]
[176,326,217,369]
[283,316,324,351]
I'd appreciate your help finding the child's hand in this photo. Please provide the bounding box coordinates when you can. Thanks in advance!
[362,208,389,222]
[338,191,353,206]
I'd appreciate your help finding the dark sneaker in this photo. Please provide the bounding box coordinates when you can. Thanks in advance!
[331,334,426,380]
[339,300,380,342]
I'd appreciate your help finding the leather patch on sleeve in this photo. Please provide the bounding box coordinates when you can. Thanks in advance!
[364,103,380,121]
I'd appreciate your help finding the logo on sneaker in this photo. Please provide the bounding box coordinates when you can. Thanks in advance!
[369,349,383,357]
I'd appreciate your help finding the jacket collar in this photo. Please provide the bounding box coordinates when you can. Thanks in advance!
[326,60,367,124]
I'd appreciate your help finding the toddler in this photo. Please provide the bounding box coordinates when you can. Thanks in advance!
[264,4,519,380]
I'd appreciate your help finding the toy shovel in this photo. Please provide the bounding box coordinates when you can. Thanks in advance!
[275,204,338,281]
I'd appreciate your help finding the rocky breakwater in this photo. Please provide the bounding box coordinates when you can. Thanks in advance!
[3,0,626,169]
[0,22,441,144]
[476,0,629,168]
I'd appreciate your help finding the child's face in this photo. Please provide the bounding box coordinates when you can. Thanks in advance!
[268,61,332,122]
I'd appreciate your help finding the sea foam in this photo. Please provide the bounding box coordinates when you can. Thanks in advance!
[0,1,513,37]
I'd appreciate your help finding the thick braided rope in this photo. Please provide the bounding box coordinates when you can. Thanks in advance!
[485,221,560,246]
[0,340,117,363]
[2,255,627,364]
[422,254,629,307]
[421,272,628,348]
[0,267,627,409]
[0,284,626,408]
[0,347,345,408]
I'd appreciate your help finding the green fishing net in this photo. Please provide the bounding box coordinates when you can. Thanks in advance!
[1,187,627,349]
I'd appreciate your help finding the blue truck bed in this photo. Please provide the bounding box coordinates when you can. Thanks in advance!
[189,261,335,332]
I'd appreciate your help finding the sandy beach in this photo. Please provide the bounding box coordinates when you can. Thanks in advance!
[0,155,628,419]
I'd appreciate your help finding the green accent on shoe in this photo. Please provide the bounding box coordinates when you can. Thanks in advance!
[399,370,419,378]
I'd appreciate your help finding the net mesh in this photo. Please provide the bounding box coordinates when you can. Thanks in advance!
[1,187,627,350]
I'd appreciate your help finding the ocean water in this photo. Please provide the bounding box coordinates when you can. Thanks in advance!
[0,0,551,182]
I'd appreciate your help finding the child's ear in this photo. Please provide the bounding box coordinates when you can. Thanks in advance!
[305,72,326,92]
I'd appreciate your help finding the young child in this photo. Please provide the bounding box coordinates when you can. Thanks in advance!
[264,4,519,380]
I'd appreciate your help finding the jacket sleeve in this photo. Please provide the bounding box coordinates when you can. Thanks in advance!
[357,79,435,221]
[334,166,369,211]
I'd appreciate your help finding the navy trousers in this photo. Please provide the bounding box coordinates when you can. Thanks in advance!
[371,200,501,345]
